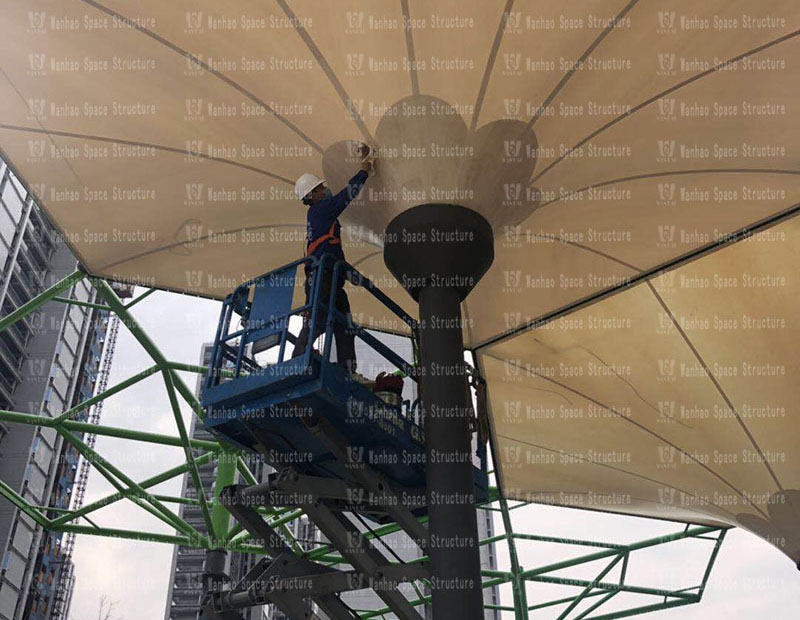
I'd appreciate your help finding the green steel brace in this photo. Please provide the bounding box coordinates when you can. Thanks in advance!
[49,451,217,529]
[211,448,237,545]
[92,276,239,544]
[0,479,49,527]
[0,409,219,452]
[57,426,207,544]
[161,367,219,542]
[0,268,85,333]
[0,269,729,619]
[500,496,529,620]
[123,286,157,310]
[53,363,161,424]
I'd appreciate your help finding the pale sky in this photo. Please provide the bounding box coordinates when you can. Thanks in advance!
[67,290,797,620]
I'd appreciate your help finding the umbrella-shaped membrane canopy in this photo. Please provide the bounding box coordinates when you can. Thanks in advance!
[2,0,799,561]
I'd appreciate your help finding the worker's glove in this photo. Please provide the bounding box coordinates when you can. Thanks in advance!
[358,142,375,164]
[358,142,376,175]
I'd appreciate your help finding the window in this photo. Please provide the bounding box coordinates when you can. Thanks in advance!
[68,304,87,328]
[23,463,47,501]
[8,171,27,199]
[32,439,52,472]
[0,584,19,618]
[11,522,33,556]
[0,201,17,248]
[56,347,75,379]
[50,363,70,399]
[38,426,57,447]
[1,180,24,220]
[1,550,26,587]
[73,280,91,303]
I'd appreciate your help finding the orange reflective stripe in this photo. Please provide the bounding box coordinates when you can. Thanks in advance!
[305,221,340,257]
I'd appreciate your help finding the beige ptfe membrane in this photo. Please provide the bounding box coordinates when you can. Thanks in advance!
[1,1,799,560]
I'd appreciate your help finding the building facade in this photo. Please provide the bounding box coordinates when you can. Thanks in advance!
[23,301,110,620]
[0,159,113,620]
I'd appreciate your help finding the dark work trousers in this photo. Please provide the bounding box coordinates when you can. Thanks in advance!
[292,267,357,373]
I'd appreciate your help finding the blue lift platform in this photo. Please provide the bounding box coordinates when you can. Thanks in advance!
[200,257,489,620]
[202,256,489,523]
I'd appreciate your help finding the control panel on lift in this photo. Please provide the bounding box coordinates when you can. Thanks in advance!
[202,256,489,520]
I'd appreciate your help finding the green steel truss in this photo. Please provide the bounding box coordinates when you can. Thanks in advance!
[0,270,727,619]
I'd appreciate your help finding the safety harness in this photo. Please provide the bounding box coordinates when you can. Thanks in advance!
[305,221,340,257]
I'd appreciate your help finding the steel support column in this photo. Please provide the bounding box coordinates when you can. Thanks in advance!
[384,204,494,620]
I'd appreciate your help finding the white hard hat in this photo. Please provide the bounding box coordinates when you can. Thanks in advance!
[294,173,325,200]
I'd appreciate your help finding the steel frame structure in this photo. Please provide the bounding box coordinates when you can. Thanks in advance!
[0,269,727,619]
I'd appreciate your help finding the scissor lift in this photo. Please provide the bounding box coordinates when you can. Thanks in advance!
[201,257,489,619]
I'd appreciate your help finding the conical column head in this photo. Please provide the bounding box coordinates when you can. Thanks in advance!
[383,204,494,302]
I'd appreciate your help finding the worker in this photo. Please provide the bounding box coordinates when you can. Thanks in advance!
[291,147,373,378]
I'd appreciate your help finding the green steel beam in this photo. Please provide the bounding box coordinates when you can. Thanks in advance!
[527,590,611,613]
[697,528,728,596]
[210,448,237,545]
[50,451,216,527]
[0,409,219,451]
[60,429,184,534]
[354,566,702,620]
[153,494,200,506]
[169,369,208,421]
[555,554,623,620]
[53,364,161,424]
[528,575,698,599]
[162,368,217,540]
[124,286,157,309]
[521,525,720,579]
[31,506,72,515]
[167,360,234,380]
[52,296,109,312]
[2,455,719,620]
[228,507,306,547]
[276,522,305,556]
[268,508,304,529]
[236,456,259,487]
[512,532,626,550]
[56,523,202,547]
[484,604,517,612]
[585,597,699,620]
[58,427,206,544]
[0,480,50,527]
[0,268,84,332]
[93,278,207,422]
[572,591,619,620]
[499,496,528,620]
[57,430,189,534]
[353,572,508,620]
